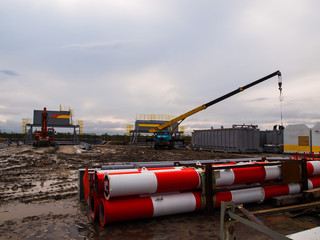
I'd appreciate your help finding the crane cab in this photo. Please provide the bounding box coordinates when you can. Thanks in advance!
[154,130,174,150]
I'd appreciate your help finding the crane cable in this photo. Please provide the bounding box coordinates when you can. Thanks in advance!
[278,74,284,128]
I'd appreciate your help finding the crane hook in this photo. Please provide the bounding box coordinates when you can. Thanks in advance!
[278,74,283,101]
[277,71,282,92]
[278,73,284,128]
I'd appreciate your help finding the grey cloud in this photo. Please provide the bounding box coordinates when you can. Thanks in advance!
[0,120,21,133]
[62,40,138,50]
[0,70,19,76]
[81,120,125,135]
[0,1,320,134]
[248,97,269,102]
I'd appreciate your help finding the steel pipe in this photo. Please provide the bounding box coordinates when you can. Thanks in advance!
[104,168,202,199]
[214,163,281,187]
[214,176,320,207]
[90,195,102,221]
[99,191,202,225]
[307,161,320,176]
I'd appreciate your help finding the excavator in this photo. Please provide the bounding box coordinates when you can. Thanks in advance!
[149,71,282,149]
[33,107,55,147]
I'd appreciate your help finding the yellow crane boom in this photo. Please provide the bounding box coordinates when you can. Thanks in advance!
[149,70,282,135]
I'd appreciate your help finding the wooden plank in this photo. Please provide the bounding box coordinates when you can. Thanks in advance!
[248,200,320,217]
[303,188,320,200]
[272,193,303,206]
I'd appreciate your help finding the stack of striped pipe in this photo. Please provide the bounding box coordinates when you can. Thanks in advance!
[213,160,320,207]
[83,160,320,226]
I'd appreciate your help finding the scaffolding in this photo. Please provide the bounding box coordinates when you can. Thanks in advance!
[180,126,185,137]
[78,120,84,135]
[60,104,74,124]
[136,114,176,121]
[22,118,31,134]
[126,124,133,136]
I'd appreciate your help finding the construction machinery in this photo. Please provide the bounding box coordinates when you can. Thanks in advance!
[149,71,282,149]
[33,107,55,147]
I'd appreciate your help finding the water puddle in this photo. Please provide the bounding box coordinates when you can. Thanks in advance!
[0,199,77,225]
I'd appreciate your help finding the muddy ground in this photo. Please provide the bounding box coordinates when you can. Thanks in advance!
[0,143,319,240]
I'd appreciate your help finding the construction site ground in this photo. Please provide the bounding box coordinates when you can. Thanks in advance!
[0,143,319,239]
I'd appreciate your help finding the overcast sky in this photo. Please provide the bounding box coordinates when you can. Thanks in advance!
[1,0,320,134]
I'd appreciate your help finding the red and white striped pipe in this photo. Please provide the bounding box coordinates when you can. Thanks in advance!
[104,168,202,199]
[308,176,320,189]
[99,191,202,226]
[214,165,281,187]
[91,167,186,198]
[214,176,320,207]
[214,182,302,207]
[214,160,320,187]
[90,194,102,221]
[90,167,203,222]
[307,161,320,176]
[95,176,320,225]
[96,166,184,175]
[93,161,320,199]
[97,162,277,198]
[84,161,320,225]
[89,168,199,221]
